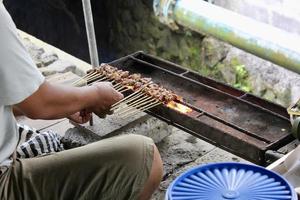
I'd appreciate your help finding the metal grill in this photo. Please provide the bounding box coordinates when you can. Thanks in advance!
[107,51,293,165]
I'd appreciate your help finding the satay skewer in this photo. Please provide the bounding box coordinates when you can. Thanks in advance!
[82,72,103,81]
[116,87,128,93]
[113,82,122,88]
[111,82,153,107]
[114,96,154,114]
[75,74,106,86]
[72,71,98,85]
[85,74,106,82]
[86,76,110,86]
[118,101,161,118]
[72,73,97,86]
[121,101,161,118]
[114,85,125,90]
[118,87,132,93]
[115,99,156,116]
[111,92,146,110]
[111,89,144,108]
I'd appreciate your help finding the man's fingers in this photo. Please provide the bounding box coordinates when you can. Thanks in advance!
[67,110,92,124]
[116,91,124,101]
[97,114,107,119]
[107,109,114,115]
[82,113,92,123]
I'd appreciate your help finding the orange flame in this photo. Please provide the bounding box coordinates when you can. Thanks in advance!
[166,101,192,114]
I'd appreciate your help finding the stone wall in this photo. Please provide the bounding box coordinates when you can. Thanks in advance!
[201,37,300,107]
[103,0,205,68]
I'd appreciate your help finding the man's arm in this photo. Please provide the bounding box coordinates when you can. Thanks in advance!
[15,81,123,120]
[13,106,24,116]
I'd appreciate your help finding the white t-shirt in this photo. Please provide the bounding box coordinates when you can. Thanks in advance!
[0,3,44,165]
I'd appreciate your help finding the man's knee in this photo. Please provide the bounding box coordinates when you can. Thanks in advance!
[138,144,163,200]
[117,134,154,154]
[150,145,163,185]
[117,134,162,181]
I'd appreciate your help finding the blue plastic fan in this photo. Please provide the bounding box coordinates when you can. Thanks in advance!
[166,162,297,200]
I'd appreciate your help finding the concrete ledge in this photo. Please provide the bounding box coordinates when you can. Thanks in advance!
[213,0,300,35]
[18,30,92,75]
[63,113,173,148]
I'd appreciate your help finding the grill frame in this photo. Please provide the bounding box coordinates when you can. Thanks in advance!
[107,51,294,165]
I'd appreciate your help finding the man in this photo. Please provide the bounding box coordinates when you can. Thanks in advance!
[0,3,163,200]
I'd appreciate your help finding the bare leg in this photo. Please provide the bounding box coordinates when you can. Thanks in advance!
[139,145,163,200]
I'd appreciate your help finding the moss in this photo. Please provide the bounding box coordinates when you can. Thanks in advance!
[105,0,254,95]
[230,58,252,92]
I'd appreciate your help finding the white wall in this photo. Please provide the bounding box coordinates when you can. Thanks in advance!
[212,0,300,35]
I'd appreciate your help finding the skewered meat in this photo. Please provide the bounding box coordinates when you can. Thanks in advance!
[87,64,182,104]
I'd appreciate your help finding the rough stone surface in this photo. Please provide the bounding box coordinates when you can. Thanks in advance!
[39,60,76,76]
[201,37,229,69]
[224,46,299,106]
[23,37,60,68]
[22,37,81,77]
[63,113,172,148]
[193,36,300,107]
[39,52,58,66]
[152,128,248,200]
[120,116,173,144]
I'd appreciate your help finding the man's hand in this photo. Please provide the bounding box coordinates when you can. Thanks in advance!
[68,111,91,124]
[88,82,123,118]
[15,81,123,120]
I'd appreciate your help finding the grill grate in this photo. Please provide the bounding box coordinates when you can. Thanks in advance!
[106,51,294,165]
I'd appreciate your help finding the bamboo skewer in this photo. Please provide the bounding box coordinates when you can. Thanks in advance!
[111,93,145,111]
[72,71,98,85]
[114,99,156,116]
[75,74,106,86]
[71,69,169,120]
[86,74,105,82]
[72,74,97,86]
[114,96,153,114]
[130,101,161,115]
[114,85,125,90]
[118,88,131,93]
[113,82,122,88]
[73,71,157,112]
[111,90,143,108]
[115,86,124,91]
[118,101,161,118]
[111,92,146,110]
[110,81,153,108]
[116,87,127,93]
[120,101,161,118]
[81,73,103,82]
[71,66,179,120]
[98,76,109,81]
[87,76,110,86]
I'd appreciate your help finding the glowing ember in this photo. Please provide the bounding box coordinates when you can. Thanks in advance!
[126,86,134,89]
[166,101,192,114]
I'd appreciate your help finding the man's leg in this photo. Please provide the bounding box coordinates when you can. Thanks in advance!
[0,134,161,200]
[139,146,163,200]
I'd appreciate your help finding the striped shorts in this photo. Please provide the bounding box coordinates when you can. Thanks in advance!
[16,124,64,158]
